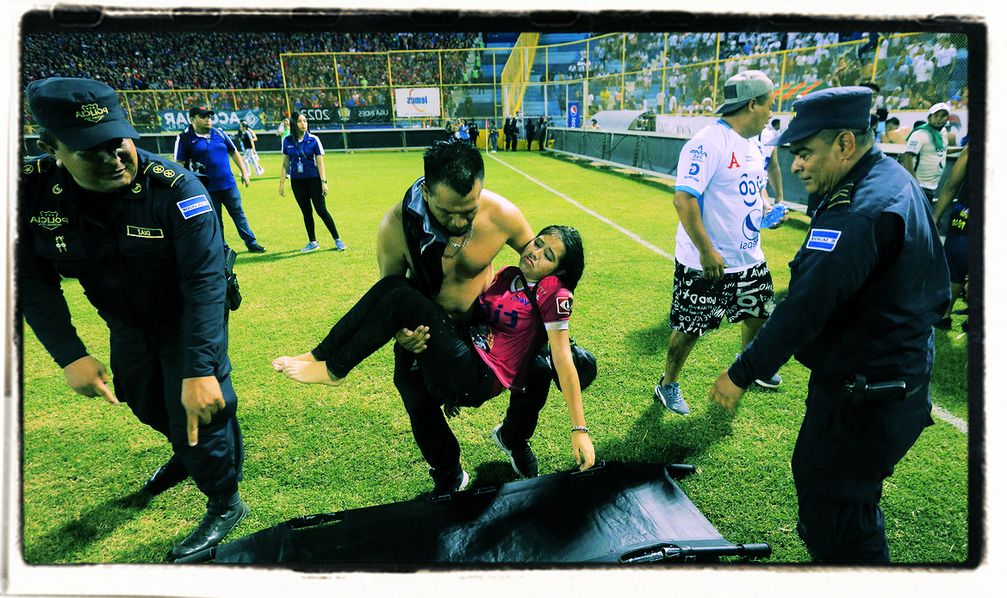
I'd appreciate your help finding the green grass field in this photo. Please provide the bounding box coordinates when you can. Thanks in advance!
[20,150,971,565]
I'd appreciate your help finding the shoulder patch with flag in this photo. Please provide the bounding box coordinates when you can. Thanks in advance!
[177,194,212,219]
[806,228,842,252]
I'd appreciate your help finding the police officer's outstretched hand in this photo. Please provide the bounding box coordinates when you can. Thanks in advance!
[63,356,119,405]
[181,376,226,447]
[708,370,744,413]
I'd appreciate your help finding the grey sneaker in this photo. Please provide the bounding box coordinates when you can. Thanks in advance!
[334,238,347,251]
[654,379,690,415]
[492,424,539,477]
[300,241,320,253]
[754,373,783,389]
[736,353,782,388]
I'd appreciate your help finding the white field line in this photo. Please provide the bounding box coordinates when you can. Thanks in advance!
[490,154,968,436]
[489,154,675,261]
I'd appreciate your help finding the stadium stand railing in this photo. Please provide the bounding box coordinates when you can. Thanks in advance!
[22,31,967,135]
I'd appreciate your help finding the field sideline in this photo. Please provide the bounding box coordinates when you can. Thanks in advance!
[20,150,970,564]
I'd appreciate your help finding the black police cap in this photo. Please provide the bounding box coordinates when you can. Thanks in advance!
[774,87,873,147]
[27,77,139,151]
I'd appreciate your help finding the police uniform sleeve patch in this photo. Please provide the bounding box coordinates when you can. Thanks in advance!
[806,228,842,251]
[177,194,213,219]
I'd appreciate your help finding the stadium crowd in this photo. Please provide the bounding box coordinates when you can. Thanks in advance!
[23,32,485,91]
[572,31,967,117]
[23,31,967,130]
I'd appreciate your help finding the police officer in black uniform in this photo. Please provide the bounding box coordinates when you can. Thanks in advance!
[504,115,518,151]
[707,87,950,563]
[20,77,249,562]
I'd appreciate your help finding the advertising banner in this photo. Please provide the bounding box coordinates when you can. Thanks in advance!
[297,106,392,126]
[655,110,967,144]
[567,102,581,129]
[394,88,442,118]
[159,109,265,132]
[344,105,392,123]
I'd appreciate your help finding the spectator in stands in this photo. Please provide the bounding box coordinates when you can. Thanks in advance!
[278,112,346,253]
[899,102,950,205]
[654,70,783,416]
[881,117,910,144]
[589,118,600,129]
[175,106,266,254]
[912,51,935,89]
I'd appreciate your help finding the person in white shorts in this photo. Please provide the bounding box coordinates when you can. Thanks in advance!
[899,102,950,204]
[654,70,784,416]
[238,122,265,176]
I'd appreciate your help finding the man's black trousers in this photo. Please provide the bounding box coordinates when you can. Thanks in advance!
[791,372,934,563]
[107,316,243,497]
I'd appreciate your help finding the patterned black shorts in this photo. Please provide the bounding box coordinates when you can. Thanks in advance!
[669,260,775,336]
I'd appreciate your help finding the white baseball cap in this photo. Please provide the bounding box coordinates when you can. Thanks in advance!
[928,102,952,116]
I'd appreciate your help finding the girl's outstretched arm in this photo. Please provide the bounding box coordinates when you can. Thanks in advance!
[547,327,595,471]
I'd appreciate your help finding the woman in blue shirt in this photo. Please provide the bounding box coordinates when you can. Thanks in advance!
[278,112,346,252]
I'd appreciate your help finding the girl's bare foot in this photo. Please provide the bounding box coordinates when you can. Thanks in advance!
[281,360,344,386]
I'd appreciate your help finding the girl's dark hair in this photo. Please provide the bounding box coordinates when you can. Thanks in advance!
[538,225,585,292]
[288,111,306,140]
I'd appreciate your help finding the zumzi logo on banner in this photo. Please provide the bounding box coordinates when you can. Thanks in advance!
[159,109,266,132]
[394,88,441,117]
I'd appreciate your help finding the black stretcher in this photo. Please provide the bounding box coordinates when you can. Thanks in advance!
[202,461,770,565]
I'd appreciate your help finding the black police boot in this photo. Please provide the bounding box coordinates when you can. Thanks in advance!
[167,491,250,562]
[142,455,189,496]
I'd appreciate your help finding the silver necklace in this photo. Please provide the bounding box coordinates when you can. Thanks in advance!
[448,225,474,250]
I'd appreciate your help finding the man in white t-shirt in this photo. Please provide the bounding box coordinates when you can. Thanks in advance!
[912,54,934,84]
[654,70,783,416]
[900,102,950,204]
[933,38,957,97]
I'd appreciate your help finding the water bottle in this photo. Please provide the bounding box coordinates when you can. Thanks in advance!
[761,204,787,229]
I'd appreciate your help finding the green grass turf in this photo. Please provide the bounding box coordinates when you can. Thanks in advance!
[20,150,970,564]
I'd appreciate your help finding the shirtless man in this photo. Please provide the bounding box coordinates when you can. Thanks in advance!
[377,141,552,493]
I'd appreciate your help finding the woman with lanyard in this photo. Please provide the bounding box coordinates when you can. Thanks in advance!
[279,112,346,252]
